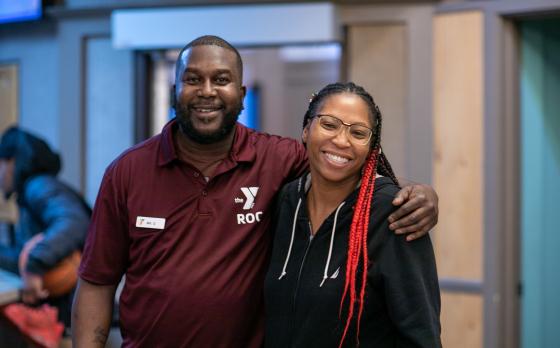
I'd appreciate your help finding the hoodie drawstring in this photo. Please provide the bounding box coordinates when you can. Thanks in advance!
[319,202,345,287]
[278,198,302,280]
[278,197,346,287]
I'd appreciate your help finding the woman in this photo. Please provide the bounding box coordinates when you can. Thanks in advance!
[264,83,441,347]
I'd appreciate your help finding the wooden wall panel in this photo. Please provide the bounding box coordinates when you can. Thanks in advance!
[433,11,484,280]
[433,10,484,348]
[441,292,483,348]
[0,64,19,222]
[347,24,408,177]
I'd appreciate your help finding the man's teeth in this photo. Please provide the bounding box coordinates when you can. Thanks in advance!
[325,152,349,164]
[196,108,216,113]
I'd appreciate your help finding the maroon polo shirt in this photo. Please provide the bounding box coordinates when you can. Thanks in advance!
[79,120,307,348]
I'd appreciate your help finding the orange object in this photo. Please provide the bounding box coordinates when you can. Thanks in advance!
[19,234,81,297]
[42,250,81,297]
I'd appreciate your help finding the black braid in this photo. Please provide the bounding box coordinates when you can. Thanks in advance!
[303,82,398,185]
[378,152,399,187]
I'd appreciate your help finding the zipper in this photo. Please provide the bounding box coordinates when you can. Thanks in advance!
[288,221,314,348]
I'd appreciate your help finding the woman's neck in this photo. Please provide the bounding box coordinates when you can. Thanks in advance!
[306,171,360,235]
[174,128,235,178]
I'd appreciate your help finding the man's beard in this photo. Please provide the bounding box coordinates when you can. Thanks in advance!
[175,102,242,144]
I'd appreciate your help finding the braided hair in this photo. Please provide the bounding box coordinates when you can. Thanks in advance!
[303,82,397,347]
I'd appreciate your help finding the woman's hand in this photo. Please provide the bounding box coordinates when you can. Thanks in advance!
[21,272,49,304]
[19,233,49,304]
[389,182,439,241]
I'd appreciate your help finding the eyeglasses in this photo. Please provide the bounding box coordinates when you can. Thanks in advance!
[313,114,373,146]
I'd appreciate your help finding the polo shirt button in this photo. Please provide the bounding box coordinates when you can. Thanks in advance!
[194,172,199,177]
[202,190,208,196]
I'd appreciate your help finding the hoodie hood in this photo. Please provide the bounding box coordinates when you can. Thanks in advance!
[0,127,61,197]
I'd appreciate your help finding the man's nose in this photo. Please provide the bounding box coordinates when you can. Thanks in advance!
[197,79,217,97]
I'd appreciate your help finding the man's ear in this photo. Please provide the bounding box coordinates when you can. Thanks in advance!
[170,84,176,109]
[238,85,247,111]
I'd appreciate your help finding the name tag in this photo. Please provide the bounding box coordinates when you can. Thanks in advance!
[136,216,166,230]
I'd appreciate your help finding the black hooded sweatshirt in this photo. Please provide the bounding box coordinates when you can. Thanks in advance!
[264,175,441,348]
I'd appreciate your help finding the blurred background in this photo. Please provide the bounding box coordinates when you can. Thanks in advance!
[0,0,559,347]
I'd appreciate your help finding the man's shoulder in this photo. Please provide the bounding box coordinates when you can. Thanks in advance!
[106,133,162,173]
[240,127,304,165]
[243,126,301,148]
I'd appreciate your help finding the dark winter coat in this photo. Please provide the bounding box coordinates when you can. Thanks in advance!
[0,127,90,275]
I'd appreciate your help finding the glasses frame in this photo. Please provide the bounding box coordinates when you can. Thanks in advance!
[313,114,374,146]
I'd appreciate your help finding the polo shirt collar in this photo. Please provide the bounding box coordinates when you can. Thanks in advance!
[157,119,256,167]
[157,119,179,166]
[229,123,256,163]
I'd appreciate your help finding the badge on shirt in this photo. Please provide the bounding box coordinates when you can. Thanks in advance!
[136,216,166,230]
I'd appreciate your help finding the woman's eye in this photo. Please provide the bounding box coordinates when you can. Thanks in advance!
[351,131,367,139]
[350,129,369,139]
[321,122,338,130]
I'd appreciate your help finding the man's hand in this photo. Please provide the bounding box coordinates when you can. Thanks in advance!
[21,272,49,304]
[389,182,439,241]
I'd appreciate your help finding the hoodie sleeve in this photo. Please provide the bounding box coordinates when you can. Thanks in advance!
[371,187,442,348]
[23,176,90,274]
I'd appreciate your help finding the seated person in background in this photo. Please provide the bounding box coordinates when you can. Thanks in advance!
[0,127,91,329]
[265,82,441,347]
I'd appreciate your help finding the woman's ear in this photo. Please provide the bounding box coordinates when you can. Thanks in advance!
[302,125,309,144]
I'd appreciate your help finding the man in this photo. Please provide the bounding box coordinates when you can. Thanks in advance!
[72,36,438,347]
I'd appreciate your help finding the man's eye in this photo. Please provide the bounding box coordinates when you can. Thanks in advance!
[185,77,200,84]
[216,77,230,84]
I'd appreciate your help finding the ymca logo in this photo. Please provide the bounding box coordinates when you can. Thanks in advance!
[235,186,262,224]
[235,187,259,210]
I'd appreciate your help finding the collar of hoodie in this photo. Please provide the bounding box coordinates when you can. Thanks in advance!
[277,173,355,287]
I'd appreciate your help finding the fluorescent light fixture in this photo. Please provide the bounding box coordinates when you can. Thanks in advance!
[112,3,338,49]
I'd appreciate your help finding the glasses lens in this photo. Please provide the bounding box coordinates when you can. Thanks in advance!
[318,115,341,133]
[316,115,372,145]
[349,125,372,145]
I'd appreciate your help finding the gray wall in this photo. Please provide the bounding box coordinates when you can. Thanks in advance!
[85,37,134,205]
[0,16,136,201]
[0,24,59,148]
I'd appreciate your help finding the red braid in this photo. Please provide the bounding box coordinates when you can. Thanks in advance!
[338,148,379,348]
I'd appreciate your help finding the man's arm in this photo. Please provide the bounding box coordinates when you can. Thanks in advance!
[389,178,439,241]
[72,278,117,348]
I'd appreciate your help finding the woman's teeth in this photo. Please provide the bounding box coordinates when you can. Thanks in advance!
[325,152,349,164]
